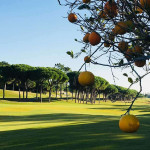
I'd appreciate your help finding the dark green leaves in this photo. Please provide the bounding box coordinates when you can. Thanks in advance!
[78,4,90,10]
[66,50,74,58]
[119,59,124,66]
[123,73,128,77]
[80,25,84,31]
[123,73,133,84]
[128,77,133,84]
[81,49,86,53]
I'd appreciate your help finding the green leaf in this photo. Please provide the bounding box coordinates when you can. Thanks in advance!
[78,4,90,10]
[128,77,133,84]
[123,73,128,77]
[81,49,86,53]
[135,78,139,83]
[119,59,124,66]
[66,51,74,58]
[80,26,84,31]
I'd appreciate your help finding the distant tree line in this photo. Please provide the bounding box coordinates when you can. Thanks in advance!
[0,61,139,103]
[0,61,69,102]
[67,71,138,104]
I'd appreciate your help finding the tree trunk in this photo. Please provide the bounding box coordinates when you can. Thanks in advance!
[80,91,82,103]
[18,84,21,100]
[75,89,77,103]
[49,88,51,103]
[83,91,85,104]
[86,91,89,104]
[60,84,62,99]
[56,84,58,99]
[103,93,105,101]
[25,82,28,99]
[36,87,38,100]
[105,94,107,102]
[23,90,25,99]
[40,85,42,103]
[26,87,28,99]
[72,90,73,101]
[77,90,80,103]
[3,83,6,99]
[93,91,97,104]
[66,82,68,101]
[13,83,14,91]
[90,90,93,104]
[99,93,100,103]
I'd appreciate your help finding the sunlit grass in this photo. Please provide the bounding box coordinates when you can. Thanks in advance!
[0,89,150,150]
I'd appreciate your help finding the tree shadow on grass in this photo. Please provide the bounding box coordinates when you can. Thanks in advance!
[0,97,62,103]
[0,113,150,150]
[0,113,118,123]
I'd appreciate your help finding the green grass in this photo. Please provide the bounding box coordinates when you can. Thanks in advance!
[0,90,150,150]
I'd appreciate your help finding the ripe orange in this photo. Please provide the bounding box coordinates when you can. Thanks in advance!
[125,49,133,60]
[140,0,150,10]
[68,13,77,23]
[104,1,118,18]
[83,33,90,43]
[112,28,117,35]
[135,60,146,67]
[135,7,143,14]
[119,114,140,133]
[132,46,143,54]
[104,42,110,47]
[88,32,101,46]
[114,22,127,35]
[118,41,128,52]
[83,0,90,3]
[78,71,95,86]
[84,56,91,63]
[98,11,107,19]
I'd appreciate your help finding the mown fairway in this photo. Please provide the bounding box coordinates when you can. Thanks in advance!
[0,90,150,150]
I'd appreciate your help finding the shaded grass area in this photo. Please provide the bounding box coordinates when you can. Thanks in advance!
[0,90,150,150]
[0,113,150,150]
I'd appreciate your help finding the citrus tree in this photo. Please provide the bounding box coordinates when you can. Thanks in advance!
[58,0,150,115]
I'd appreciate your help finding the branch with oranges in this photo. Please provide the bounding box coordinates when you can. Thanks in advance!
[58,0,150,132]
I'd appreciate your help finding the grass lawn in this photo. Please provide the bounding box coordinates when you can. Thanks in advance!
[0,90,150,150]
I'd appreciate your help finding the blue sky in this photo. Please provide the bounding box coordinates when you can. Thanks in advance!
[0,0,150,93]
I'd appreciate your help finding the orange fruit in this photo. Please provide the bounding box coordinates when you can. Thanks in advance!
[83,0,90,3]
[114,22,127,35]
[88,32,101,46]
[140,0,150,10]
[83,33,90,43]
[104,42,110,47]
[112,28,117,35]
[84,56,91,63]
[118,41,128,52]
[119,115,140,133]
[125,49,133,60]
[132,46,143,54]
[68,13,77,23]
[104,1,118,18]
[135,60,146,67]
[98,11,107,19]
[78,71,95,86]
[135,7,143,13]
